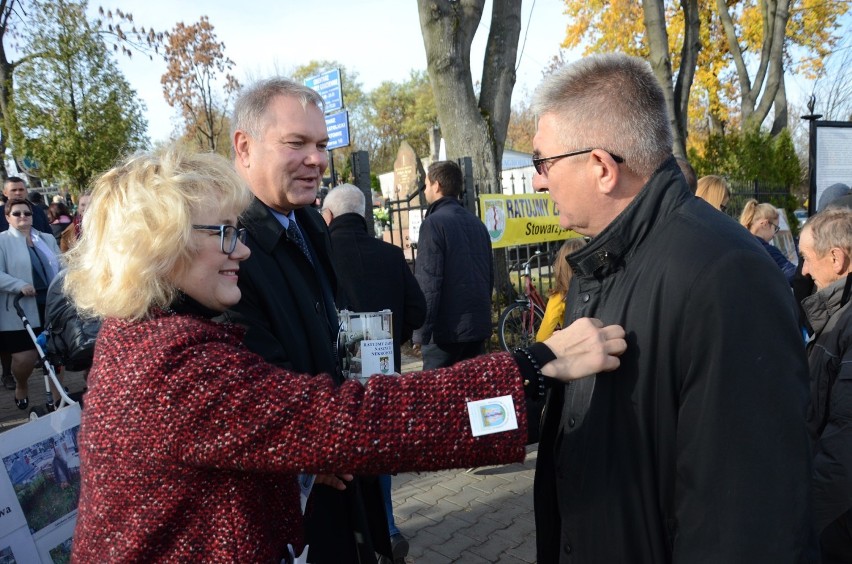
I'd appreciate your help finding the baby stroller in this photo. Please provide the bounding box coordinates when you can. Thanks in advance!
[43,270,99,377]
[13,293,76,420]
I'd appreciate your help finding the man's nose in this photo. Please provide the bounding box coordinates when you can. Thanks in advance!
[532,172,548,192]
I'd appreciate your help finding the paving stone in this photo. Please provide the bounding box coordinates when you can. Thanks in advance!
[472,494,533,526]
[418,514,472,542]
[457,515,514,542]
[429,530,481,560]
[451,550,493,563]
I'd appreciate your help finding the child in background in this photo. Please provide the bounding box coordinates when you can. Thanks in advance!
[536,238,586,342]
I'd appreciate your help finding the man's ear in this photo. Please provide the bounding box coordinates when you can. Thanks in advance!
[233,130,251,167]
[591,150,621,195]
[831,247,851,275]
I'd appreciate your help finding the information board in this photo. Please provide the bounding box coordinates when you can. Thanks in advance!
[305,69,343,114]
[326,111,350,151]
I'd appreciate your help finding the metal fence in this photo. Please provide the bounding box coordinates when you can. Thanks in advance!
[723,179,794,221]
[382,159,568,300]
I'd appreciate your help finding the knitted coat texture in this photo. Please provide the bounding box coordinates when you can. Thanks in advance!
[70,311,526,562]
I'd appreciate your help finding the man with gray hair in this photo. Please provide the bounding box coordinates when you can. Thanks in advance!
[530,53,814,562]
[799,207,852,563]
[322,183,426,563]
[225,78,392,563]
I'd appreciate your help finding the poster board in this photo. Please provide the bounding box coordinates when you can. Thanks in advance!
[812,121,852,214]
[338,310,394,385]
[0,405,82,563]
[478,193,579,248]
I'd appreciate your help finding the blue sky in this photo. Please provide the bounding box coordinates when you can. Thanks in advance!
[108,0,574,143]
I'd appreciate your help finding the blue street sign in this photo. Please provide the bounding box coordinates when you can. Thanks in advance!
[326,111,350,151]
[305,69,343,114]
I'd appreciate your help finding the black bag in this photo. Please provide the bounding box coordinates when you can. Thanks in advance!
[45,271,101,371]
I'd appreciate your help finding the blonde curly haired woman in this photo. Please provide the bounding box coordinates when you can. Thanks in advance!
[66,145,626,562]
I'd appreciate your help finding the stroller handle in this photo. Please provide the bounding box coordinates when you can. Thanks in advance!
[12,291,77,410]
[13,292,27,319]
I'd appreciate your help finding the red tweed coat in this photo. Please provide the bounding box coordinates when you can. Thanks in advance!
[71,311,527,563]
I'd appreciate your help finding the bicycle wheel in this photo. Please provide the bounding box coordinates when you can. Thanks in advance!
[498,301,544,351]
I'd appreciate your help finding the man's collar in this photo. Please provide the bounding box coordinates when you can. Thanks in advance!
[569,155,684,278]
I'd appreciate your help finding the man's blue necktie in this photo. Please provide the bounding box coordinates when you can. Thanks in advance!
[287,221,314,266]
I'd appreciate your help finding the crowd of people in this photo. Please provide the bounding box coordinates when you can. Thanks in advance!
[0,180,89,408]
[0,52,848,564]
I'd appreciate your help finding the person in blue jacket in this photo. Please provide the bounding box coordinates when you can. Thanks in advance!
[740,198,796,283]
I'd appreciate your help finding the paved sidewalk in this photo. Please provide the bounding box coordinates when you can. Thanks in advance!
[394,349,538,563]
[389,446,538,563]
[0,367,87,432]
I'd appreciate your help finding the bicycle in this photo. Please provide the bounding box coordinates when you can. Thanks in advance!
[497,251,547,351]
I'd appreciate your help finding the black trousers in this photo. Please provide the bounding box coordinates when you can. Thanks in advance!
[421,340,485,370]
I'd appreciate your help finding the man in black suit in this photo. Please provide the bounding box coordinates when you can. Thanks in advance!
[321,183,426,563]
[225,78,391,564]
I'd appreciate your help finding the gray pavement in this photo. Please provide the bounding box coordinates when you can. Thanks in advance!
[0,351,538,563]
[395,350,537,563]
[0,367,87,432]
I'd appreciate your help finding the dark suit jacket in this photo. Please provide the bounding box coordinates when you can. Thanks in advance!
[224,197,390,564]
[328,212,426,371]
[227,198,339,377]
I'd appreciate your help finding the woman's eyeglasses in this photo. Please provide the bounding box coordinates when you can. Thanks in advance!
[10,211,33,218]
[192,224,247,254]
[768,221,780,234]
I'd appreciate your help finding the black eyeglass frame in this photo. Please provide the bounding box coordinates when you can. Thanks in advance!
[532,148,625,176]
[9,211,33,218]
[192,224,247,254]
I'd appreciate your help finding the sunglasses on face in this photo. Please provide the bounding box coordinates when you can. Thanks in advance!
[10,211,32,217]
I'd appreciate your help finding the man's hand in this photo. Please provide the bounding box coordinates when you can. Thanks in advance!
[314,473,354,491]
[542,318,626,382]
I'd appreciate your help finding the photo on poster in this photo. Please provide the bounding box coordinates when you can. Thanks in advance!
[0,526,40,563]
[48,536,72,564]
[1,427,80,535]
[0,544,16,564]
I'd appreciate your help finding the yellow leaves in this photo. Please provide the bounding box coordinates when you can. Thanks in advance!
[561,0,646,55]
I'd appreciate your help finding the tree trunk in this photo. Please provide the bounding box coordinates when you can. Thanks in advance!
[642,0,686,159]
[0,0,15,181]
[718,0,790,131]
[770,78,788,135]
[642,0,701,159]
[417,0,521,301]
[674,0,700,150]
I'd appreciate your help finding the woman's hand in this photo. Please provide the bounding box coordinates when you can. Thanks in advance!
[20,284,36,297]
[541,318,626,382]
[314,473,354,491]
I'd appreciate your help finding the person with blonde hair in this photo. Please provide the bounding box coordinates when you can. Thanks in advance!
[536,238,586,342]
[798,207,852,562]
[66,145,627,562]
[739,198,796,282]
[696,175,731,212]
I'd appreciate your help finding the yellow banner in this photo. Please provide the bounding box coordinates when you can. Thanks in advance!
[479,193,578,248]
